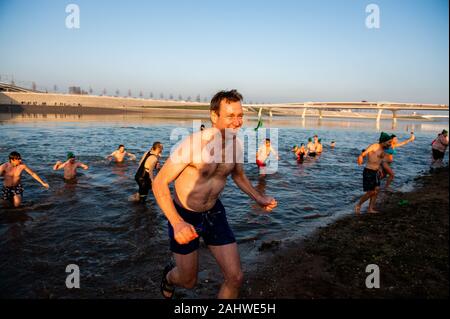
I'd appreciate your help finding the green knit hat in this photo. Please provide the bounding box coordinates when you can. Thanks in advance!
[67,152,75,160]
[379,132,392,143]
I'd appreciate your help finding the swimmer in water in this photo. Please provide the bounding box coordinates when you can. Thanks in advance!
[0,151,49,208]
[134,142,164,203]
[331,141,336,149]
[355,132,393,215]
[256,138,280,168]
[307,137,316,157]
[107,145,136,163]
[295,143,308,162]
[316,138,323,154]
[378,132,415,189]
[153,90,277,299]
[53,152,89,181]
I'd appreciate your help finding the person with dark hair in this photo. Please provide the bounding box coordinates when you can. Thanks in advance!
[153,89,277,299]
[431,129,449,167]
[134,142,164,203]
[256,138,279,168]
[355,132,393,215]
[200,124,206,131]
[53,152,89,181]
[107,144,136,163]
[295,143,307,163]
[0,151,49,207]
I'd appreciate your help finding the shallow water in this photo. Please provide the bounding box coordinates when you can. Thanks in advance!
[0,116,448,298]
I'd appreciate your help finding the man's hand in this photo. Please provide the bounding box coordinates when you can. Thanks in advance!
[173,221,199,244]
[357,155,364,166]
[256,195,277,212]
[42,182,49,189]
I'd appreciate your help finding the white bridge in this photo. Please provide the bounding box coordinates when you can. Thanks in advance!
[245,101,449,122]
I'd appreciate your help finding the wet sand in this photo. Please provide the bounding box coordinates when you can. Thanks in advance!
[243,167,449,299]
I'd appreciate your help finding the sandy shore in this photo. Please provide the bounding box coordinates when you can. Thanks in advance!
[243,167,449,299]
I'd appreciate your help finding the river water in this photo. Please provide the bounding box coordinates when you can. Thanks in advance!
[0,115,448,298]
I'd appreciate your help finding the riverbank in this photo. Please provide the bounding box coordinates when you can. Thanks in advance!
[243,167,449,299]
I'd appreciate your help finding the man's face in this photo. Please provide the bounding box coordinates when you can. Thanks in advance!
[382,140,392,149]
[10,158,21,166]
[119,146,125,153]
[69,158,76,164]
[211,100,243,134]
[265,141,271,148]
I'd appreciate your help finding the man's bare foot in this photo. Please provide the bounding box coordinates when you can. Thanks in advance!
[368,209,380,214]
[354,204,361,215]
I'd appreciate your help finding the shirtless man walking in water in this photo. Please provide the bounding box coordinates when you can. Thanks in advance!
[53,152,89,181]
[107,145,136,163]
[256,138,280,168]
[355,132,393,214]
[0,151,49,207]
[153,90,277,299]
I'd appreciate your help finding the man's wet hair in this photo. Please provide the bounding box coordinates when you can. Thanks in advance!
[210,89,243,115]
[118,144,125,149]
[265,138,271,143]
[152,141,163,150]
[9,151,21,161]
[301,143,305,146]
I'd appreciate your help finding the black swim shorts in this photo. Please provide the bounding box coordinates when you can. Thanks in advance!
[363,168,380,192]
[2,184,24,201]
[168,199,236,255]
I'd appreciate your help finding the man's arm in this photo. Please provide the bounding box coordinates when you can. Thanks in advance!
[270,147,280,160]
[395,134,415,148]
[53,161,66,170]
[152,137,198,245]
[0,163,5,176]
[77,162,89,170]
[232,163,277,211]
[126,152,137,160]
[358,144,376,165]
[23,165,49,189]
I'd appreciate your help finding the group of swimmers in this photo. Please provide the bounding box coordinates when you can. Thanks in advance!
[0,88,448,300]
[291,134,333,162]
[0,143,164,208]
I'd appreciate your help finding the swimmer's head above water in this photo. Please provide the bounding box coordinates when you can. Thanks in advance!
[209,89,243,135]
[67,152,76,163]
[9,151,22,165]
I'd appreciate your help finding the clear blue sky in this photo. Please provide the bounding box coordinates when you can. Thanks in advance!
[0,0,448,103]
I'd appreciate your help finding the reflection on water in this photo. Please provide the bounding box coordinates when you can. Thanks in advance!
[0,117,448,298]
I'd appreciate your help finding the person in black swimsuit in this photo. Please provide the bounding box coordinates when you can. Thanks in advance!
[134,142,164,203]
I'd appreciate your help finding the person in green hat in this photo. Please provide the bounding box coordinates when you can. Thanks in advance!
[53,152,89,181]
[355,132,393,214]
[431,129,449,167]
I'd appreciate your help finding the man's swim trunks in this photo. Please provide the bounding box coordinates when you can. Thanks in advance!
[2,184,24,201]
[309,152,316,157]
[363,168,380,192]
[432,149,445,161]
[168,199,236,255]
[256,159,266,167]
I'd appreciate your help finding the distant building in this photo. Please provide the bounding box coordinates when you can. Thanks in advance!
[69,86,82,94]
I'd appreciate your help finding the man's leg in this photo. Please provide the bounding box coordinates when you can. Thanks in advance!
[164,251,199,298]
[208,243,244,299]
[355,191,374,214]
[368,187,380,213]
[13,194,21,208]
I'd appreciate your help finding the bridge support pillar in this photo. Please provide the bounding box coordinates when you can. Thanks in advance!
[319,109,323,119]
[392,110,397,123]
[302,107,307,119]
[269,108,273,118]
[376,108,383,122]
